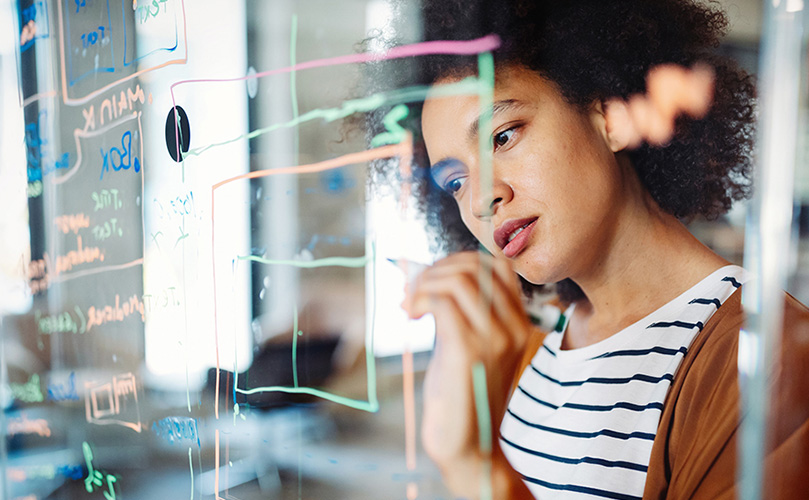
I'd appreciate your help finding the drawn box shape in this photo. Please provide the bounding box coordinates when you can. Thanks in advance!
[88,382,116,418]
[112,373,138,413]
[123,0,181,66]
[211,145,415,415]
[19,1,50,53]
[62,0,115,87]
[84,372,142,432]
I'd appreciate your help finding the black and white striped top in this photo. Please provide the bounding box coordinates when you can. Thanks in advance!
[501,265,747,500]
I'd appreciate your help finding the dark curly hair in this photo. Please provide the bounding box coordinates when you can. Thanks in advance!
[363,0,755,302]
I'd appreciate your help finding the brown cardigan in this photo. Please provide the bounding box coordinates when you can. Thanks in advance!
[512,289,809,499]
[643,289,809,499]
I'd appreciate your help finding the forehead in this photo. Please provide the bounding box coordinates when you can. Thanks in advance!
[423,66,559,119]
[421,66,556,149]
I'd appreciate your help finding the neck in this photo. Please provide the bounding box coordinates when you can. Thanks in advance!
[563,164,728,350]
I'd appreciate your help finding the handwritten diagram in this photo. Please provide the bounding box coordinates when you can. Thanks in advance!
[5,1,501,497]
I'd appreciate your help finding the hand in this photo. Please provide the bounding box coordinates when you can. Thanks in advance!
[402,251,535,499]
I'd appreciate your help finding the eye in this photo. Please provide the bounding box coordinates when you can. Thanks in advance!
[430,158,468,197]
[444,177,466,195]
[493,127,516,151]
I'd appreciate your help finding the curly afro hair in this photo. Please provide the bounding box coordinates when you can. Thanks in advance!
[364,0,755,302]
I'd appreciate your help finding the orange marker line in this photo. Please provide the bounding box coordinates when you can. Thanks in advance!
[212,143,403,190]
[214,429,224,500]
[399,136,418,499]
[403,349,416,471]
[53,258,144,285]
[22,90,57,108]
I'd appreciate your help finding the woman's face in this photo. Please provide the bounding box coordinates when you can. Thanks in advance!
[421,65,630,285]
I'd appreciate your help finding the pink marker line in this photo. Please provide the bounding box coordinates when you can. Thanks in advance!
[168,35,500,164]
[170,35,500,92]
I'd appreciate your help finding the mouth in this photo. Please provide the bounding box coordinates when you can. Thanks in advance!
[494,217,538,258]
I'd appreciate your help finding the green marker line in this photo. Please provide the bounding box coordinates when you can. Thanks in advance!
[237,254,370,269]
[472,362,493,500]
[476,54,496,500]
[188,447,194,500]
[477,52,496,339]
[290,14,299,164]
[182,79,487,158]
[234,243,379,413]
[292,303,299,388]
[235,385,378,412]
[297,411,303,500]
[477,51,495,215]
[370,104,409,147]
[366,241,379,410]
[472,362,493,453]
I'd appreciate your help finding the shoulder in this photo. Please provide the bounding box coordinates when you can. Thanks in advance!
[644,288,809,499]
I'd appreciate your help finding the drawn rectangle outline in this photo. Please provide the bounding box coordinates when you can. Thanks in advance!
[89,382,115,418]
[122,0,179,66]
[84,373,143,432]
[210,143,417,416]
[57,0,188,104]
[63,0,115,86]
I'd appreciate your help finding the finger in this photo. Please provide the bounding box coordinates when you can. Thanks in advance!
[415,252,524,309]
[409,256,527,326]
[406,269,531,349]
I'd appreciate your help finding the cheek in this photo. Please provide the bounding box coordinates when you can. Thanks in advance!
[458,207,497,251]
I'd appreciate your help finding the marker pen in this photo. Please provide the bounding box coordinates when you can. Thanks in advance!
[525,302,567,332]
[388,257,566,331]
[386,257,430,283]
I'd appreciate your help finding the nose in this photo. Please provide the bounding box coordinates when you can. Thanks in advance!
[470,177,514,219]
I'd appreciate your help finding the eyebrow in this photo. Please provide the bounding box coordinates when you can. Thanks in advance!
[467,99,529,141]
[429,157,462,175]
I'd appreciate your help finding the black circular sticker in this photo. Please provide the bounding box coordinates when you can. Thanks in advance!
[165,106,191,162]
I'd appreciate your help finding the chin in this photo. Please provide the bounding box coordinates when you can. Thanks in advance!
[512,253,565,288]
[513,265,554,288]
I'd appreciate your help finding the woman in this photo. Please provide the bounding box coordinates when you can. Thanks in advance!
[369,0,808,498]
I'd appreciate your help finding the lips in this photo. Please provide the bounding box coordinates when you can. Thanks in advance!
[494,217,538,258]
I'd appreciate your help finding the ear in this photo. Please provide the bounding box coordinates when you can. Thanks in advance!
[595,99,643,152]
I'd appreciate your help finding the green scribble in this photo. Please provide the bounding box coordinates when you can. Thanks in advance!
[83,441,118,500]
[175,221,189,249]
[9,374,44,403]
[237,254,370,269]
[75,304,87,334]
[183,78,486,158]
[370,104,409,147]
[150,231,163,251]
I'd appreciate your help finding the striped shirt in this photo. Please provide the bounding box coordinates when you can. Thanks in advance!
[500,265,747,500]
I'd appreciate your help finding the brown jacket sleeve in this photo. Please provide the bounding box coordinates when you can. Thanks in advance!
[643,289,809,499]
